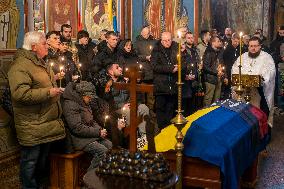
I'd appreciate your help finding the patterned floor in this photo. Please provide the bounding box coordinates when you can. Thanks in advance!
[256,114,284,189]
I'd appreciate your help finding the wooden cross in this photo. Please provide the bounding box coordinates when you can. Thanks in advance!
[113,65,153,152]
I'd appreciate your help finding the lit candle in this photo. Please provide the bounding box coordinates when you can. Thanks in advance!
[59,66,64,88]
[125,67,128,72]
[122,107,126,122]
[190,63,194,75]
[139,64,142,70]
[104,115,109,128]
[50,62,54,67]
[239,32,243,66]
[177,31,182,83]
[149,45,152,51]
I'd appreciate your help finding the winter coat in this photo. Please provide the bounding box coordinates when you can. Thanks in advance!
[76,39,96,80]
[151,41,180,95]
[223,44,240,83]
[182,46,199,98]
[135,35,157,81]
[117,40,140,68]
[92,43,118,74]
[62,82,102,150]
[203,46,224,85]
[8,48,65,146]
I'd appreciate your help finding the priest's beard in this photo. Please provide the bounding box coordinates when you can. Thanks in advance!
[248,51,261,58]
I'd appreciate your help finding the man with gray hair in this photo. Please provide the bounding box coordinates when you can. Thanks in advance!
[8,31,65,189]
[151,32,179,129]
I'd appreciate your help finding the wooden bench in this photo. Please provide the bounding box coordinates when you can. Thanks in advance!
[49,151,91,189]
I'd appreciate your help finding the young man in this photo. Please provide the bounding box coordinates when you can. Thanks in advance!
[60,24,72,45]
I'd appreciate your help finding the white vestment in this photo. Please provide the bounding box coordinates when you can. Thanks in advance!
[231,51,276,126]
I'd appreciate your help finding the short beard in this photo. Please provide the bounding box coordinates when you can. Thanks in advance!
[248,51,261,58]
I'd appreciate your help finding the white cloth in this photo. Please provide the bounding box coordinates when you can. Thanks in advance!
[231,51,276,126]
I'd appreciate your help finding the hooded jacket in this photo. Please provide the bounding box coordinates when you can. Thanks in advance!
[62,82,101,150]
[8,48,65,146]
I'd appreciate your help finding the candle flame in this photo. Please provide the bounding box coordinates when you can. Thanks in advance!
[105,115,109,120]
[149,45,152,50]
[79,63,82,67]
[50,62,54,67]
[125,68,128,71]
[139,64,142,69]
[239,32,243,37]
[177,31,182,38]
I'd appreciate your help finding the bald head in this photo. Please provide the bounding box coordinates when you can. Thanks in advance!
[161,32,172,48]
[141,27,150,39]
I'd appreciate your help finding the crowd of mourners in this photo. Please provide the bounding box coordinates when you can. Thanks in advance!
[3,23,284,189]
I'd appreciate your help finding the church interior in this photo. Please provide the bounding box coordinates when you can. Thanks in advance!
[1,0,284,189]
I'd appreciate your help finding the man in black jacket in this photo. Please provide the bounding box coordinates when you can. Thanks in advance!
[203,36,227,106]
[151,32,179,129]
[223,33,240,99]
[92,31,118,75]
[76,30,97,81]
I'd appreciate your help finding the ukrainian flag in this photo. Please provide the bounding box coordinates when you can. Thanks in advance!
[108,0,117,32]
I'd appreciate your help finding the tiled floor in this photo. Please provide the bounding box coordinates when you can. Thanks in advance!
[256,114,284,189]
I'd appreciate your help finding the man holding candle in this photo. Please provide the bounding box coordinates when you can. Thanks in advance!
[182,31,200,115]
[223,33,241,99]
[151,32,180,129]
[8,31,65,189]
[135,25,157,83]
[62,81,113,170]
[203,36,227,106]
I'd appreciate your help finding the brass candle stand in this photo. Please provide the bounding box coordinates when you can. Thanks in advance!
[172,32,188,189]
[234,64,245,101]
[232,74,261,102]
[171,80,187,189]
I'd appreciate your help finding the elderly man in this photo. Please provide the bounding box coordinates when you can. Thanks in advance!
[151,32,179,129]
[8,31,65,189]
[232,36,276,128]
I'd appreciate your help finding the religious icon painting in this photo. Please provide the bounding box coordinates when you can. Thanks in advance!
[84,0,117,39]
[33,0,45,33]
[145,0,162,39]
[47,0,78,37]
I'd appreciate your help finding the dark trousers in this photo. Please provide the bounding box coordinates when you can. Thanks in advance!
[182,97,195,117]
[20,143,51,189]
[155,94,176,129]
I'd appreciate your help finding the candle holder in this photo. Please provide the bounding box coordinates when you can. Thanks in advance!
[234,32,244,101]
[59,66,64,88]
[171,31,188,189]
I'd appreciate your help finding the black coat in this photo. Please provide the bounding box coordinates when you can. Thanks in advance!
[135,35,157,81]
[117,40,140,68]
[62,83,101,150]
[223,44,240,82]
[92,44,118,74]
[151,41,180,95]
[182,46,199,98]
[76,40,96,80]
[203,46,224,85]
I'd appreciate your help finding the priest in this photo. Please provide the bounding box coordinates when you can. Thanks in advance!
[232,36,276,128]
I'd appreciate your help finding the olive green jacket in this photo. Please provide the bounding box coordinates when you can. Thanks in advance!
[8,49,65,146]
